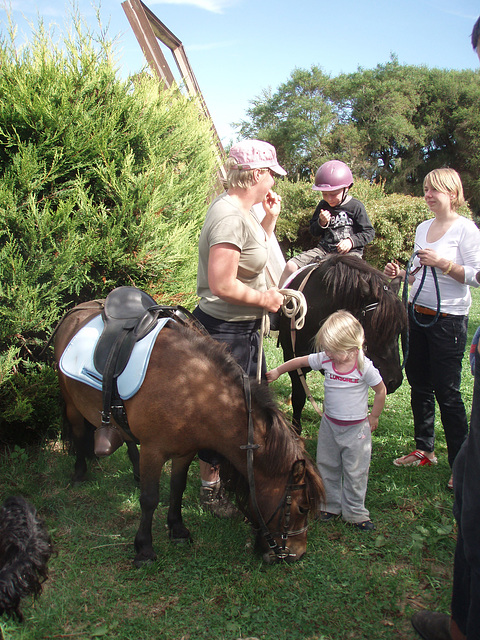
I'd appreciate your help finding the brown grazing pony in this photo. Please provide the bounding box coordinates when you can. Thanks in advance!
[54,302,325,566]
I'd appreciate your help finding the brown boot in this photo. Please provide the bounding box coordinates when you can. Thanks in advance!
[94,425,123,457]
[411,611,453,640]
[199,482,240,518]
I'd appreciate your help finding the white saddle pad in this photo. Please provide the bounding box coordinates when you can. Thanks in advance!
[59,314,170,399]
[283,263,316,289]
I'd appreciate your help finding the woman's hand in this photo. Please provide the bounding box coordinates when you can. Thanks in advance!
[417,249,464,282]
[416,248,450,271]
[262,287,284,313]
[416,248,441,267]
[384,262,403,279]
[262,190,282,218]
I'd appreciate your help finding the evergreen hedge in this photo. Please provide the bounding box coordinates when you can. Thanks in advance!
[0,15,220,443]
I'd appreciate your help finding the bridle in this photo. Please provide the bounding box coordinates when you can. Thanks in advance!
[240,372,308,562]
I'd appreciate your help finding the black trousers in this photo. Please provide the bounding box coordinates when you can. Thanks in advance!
[451,342,480,637]
[405,312,468,467]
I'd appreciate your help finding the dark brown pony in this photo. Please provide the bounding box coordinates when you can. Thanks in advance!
[54,302,325,565]
[278,254,407,432]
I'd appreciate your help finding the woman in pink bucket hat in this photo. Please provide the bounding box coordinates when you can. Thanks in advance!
[192,140,286,516]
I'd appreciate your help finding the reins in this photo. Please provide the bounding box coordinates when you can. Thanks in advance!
[239,372,306,561]
[289,267,324,417]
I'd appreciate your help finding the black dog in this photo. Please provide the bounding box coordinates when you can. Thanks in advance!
[0,496,53,621]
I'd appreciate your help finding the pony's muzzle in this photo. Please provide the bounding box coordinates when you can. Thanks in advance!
[262,548,302,564]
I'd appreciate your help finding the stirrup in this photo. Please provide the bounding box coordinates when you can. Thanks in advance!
[94,425,123,457]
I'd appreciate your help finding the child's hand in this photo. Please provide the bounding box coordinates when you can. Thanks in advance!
[368,415,379,432]
[318,209,331,227]
[266,368,279,383]
[336,238,353,254]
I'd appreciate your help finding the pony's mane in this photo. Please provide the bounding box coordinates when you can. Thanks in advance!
[173,322,324,511]
[175,322,300,463]
[317,254,407,343]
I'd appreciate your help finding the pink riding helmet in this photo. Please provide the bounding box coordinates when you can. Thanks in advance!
[313,160,354,191]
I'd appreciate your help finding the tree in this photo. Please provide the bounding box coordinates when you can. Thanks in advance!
[236,66,336,178]
[238,60,480,214]
[333,57,426,180]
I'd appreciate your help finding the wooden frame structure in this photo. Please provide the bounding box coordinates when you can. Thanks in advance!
[121,0,285,285]
[121,0,226,184]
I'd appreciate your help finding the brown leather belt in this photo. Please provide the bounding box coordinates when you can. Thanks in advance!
[412,304,450,318]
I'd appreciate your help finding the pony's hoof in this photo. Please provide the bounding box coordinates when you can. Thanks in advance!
[168,526,192,544]
[133,552,157,568]
[70,476,87,487]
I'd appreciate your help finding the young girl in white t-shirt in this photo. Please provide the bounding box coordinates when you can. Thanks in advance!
[267,310,386,531]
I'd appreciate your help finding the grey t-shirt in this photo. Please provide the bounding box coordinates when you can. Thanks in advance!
[197,193,269,321]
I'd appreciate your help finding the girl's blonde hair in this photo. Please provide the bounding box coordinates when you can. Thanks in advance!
[225,156,258,189]
[423,168,465,210]
[314,310,365,371]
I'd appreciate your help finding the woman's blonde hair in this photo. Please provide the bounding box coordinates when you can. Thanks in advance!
[314,310,365,371]
[225,156,260,189]
[423,168,465,210]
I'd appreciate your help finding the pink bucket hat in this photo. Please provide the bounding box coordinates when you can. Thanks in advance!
[229,140,286,176]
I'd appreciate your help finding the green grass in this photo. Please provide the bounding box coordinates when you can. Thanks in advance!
[1,290,479,640]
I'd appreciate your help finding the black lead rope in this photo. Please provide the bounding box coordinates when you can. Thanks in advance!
[401,250,442,367]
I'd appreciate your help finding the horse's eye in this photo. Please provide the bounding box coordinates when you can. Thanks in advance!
[299,506,309,515]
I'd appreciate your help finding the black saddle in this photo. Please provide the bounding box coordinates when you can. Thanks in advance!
[94,286,158,377]
[92,286,206,434]
[92,286,160,435]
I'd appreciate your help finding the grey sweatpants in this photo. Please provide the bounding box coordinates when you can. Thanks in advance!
[316,414,372,523]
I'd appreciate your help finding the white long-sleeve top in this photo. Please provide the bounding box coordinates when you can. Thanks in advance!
[409,216,480,316]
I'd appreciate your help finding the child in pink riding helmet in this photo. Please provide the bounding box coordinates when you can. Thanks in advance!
[278,160,375,287]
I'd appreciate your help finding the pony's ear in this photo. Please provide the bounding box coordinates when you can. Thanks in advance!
[292,460,306,484]
[388,276,403,296]
[359,274,371,297]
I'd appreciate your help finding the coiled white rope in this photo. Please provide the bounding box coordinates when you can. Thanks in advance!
[257,289,308,382]
[278,288,307,331]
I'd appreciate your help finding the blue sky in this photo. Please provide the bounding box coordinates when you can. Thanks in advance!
[2,0,479,145]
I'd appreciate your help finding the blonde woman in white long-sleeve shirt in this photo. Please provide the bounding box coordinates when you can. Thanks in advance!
[384,168,480,486]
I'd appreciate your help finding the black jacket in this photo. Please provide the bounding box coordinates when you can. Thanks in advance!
[309,196,375,253]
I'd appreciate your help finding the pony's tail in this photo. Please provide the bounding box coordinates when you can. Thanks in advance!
[61,406,95,460]
[0,497,53,621]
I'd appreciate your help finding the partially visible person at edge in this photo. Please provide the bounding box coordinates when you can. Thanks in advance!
[277,159,375,288]
[192,139,286,517]
[266,310,386,532]
[409,17,480,640]
[384,167,480,487]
